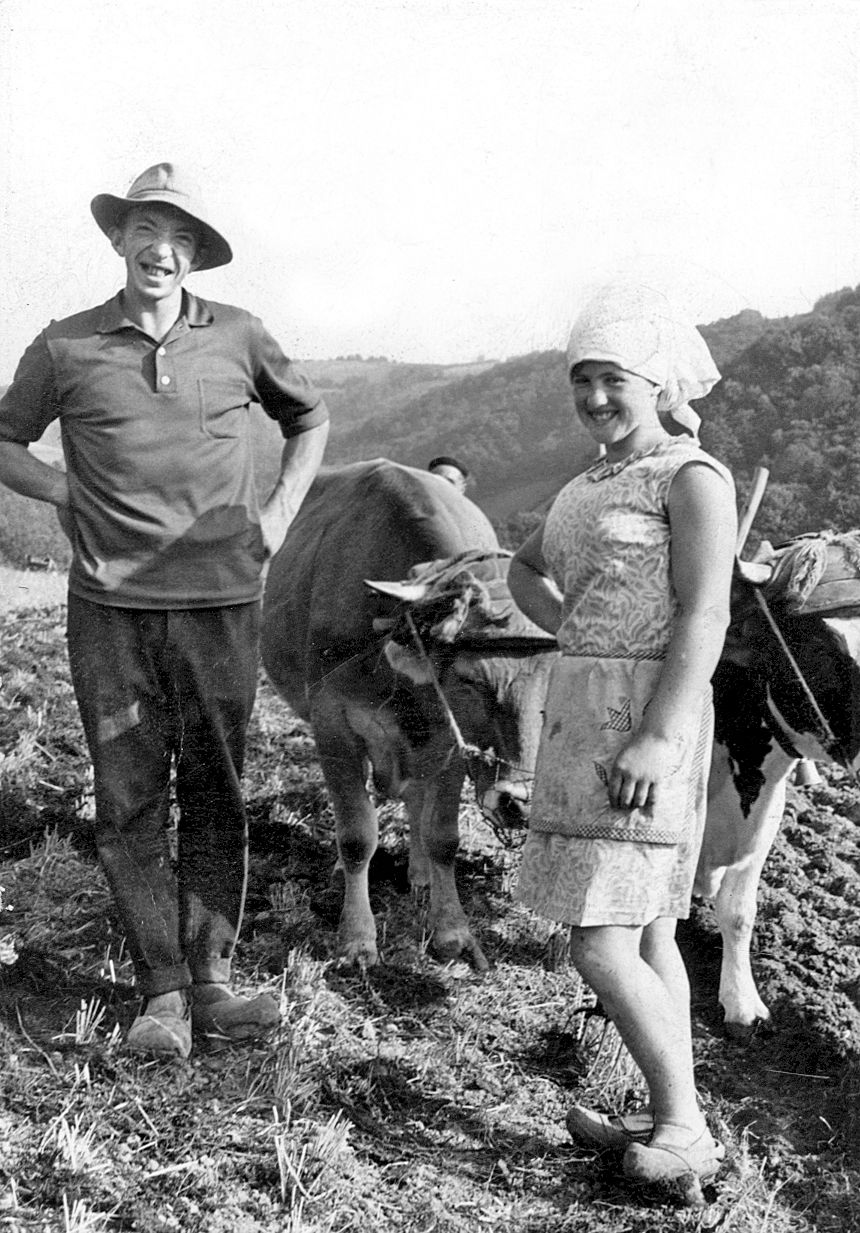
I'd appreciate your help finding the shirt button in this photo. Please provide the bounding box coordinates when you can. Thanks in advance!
[158,347,167,356]
[160,375,171,386]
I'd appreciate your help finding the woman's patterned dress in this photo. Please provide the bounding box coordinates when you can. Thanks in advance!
[514,437,733,926]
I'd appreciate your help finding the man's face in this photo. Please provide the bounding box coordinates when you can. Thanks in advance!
[111,205,201,305]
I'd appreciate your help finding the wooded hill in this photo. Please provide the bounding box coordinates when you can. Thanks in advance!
[1,286,860,567]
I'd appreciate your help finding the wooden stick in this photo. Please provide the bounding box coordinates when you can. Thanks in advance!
[736,465,770,556]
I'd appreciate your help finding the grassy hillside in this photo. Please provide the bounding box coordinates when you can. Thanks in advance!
[322,350,598,524]
[699,286,860,541]
[4,287,860,564]
[302,357,497,426]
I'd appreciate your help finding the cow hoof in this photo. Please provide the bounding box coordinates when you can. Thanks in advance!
[335,939,379,969]
[723,1015,771,1043]
[431,934,489,973]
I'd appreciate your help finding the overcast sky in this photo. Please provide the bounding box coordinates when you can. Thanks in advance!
[1,0,859,373]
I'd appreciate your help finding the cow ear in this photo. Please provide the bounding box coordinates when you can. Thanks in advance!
[383,639,435,684]
[365,578,430,602]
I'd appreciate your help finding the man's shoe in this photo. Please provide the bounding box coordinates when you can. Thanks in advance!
[192,984,280,1043]
[566,1104,654,1150]
[126,992,191,1059]
[622,1125,725,1182]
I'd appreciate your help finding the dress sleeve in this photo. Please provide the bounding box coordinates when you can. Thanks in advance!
[248,318,329,439]
[0,331,59,445]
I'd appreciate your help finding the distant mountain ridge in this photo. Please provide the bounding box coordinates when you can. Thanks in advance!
[2,288,860,566]
[313,304,773,525]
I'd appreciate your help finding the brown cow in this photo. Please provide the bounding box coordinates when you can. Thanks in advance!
[261,459,556,968]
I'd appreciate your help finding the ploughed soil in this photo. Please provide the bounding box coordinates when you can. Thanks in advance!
[0,602,858,1231]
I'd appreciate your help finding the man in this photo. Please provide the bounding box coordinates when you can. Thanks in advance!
[0,164,329,1058]
[427,455,470,495]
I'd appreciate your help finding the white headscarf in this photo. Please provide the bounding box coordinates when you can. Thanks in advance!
[565,284,720,435]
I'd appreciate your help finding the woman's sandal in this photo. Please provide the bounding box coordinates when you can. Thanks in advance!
[565,1104,655,1150]
[622,1125,725,1182]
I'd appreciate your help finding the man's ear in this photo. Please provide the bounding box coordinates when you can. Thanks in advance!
[109,227,126,258]
[190,240,207,272]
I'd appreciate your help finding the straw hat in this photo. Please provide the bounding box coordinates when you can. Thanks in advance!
[91,162,232,271]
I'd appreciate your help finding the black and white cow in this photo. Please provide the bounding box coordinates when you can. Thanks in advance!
[697,531,860,1037]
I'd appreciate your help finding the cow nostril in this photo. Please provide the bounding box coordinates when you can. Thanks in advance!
[480,787,529,830]
[497,794,529,829]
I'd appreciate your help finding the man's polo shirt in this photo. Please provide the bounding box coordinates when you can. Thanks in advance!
[0,292,328,608]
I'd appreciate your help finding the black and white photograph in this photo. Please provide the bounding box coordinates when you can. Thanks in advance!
[1,2,859,1229]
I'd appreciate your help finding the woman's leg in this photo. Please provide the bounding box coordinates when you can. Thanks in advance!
[569,920,705,1140]
[639,916,693,1063]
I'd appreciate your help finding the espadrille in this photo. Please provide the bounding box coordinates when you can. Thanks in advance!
[623,1125,725,1182]
[192,984,280,1043]
[126,993,191,1059]
[566,1104,654,1150]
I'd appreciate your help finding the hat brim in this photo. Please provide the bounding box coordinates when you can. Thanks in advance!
[90,192,232,271]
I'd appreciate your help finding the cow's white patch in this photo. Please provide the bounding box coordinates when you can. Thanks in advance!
[764,687,830,760]
[823,615,860,662]
[97,701,140,744]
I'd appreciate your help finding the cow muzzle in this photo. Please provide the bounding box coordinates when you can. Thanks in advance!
[478,778,530,831]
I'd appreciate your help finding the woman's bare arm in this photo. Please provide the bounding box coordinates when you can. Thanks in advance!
[508,523,563,636]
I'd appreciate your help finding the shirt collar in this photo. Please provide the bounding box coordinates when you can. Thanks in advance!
[96,290,215,335]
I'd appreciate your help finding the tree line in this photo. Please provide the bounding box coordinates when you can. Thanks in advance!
[1,287,860,567]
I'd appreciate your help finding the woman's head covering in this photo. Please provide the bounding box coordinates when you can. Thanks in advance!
[565,284,720,435]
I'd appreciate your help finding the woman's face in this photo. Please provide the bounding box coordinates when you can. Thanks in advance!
[570,360,661,456]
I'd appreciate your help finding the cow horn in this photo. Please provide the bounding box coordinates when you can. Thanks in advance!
[365,578,430,602]
[735,559,773,585]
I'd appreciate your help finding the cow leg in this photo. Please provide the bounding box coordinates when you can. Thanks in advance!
[405,769,489,972]
[400,782,431,890]
[698,742,794,1038]
[314,732,381,967]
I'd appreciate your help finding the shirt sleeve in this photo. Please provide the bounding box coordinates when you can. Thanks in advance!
[0,331,59,445]
[249,318,329,439]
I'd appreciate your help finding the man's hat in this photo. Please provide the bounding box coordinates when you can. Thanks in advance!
[91,162,232,271]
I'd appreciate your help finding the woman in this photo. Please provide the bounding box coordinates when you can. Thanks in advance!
[509,285,737,1185]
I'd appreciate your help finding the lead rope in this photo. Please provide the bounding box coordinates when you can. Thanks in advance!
[751,587,859,781]
[403,611,477,762]
[402,611,518,840]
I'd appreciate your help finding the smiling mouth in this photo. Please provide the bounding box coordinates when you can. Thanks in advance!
[140,262,174,278]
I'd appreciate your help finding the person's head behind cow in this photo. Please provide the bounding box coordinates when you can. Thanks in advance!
[428,455,470,495]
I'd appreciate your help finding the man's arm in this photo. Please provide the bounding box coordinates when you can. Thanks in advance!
[0,443,73,541]
[258,416,329,558]
[0,442,70,509]
[0,329,73,521]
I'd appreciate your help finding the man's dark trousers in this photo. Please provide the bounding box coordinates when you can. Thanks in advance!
[67,594,260,997]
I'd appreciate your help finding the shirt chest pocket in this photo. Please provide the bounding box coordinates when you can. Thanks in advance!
[198,379,249,439]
